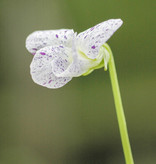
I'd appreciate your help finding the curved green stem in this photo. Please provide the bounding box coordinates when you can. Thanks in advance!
[104,44,134,164]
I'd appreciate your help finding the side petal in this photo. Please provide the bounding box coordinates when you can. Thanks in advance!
[30,46,72,89]
[26,29,74,55]
[77,19,123,59]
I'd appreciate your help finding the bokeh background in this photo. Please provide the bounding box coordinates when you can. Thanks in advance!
[0,0,155,163]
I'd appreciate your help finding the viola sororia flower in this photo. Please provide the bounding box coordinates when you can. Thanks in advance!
[26,19,123,88]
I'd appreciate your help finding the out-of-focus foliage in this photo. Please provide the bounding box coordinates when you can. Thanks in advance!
[0,0,155,163]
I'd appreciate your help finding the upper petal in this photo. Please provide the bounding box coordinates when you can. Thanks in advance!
[30,46,72,89]
[26,29,74,55]
[77,19,123,59]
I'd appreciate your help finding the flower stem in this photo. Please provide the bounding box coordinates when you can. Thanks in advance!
[104,44,134,164]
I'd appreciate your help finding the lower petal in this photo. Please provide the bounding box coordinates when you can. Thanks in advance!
[30,46,72,88]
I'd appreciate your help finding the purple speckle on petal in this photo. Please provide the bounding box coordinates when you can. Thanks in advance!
[90,27,94,31]
[56,34,59,38]
[91,45,96,49]
[84,35,87,39]
[40,52,46,55]
[43,82,46,85]
[32,53,36,55]
[32,48,37,51]
[64,36,67,39]
[48,80,52,84]
[59,46,64,48]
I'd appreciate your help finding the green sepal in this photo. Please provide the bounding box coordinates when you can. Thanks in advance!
[82,59,104,76]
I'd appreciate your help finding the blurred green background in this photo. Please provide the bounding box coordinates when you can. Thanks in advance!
[0,0,155,163]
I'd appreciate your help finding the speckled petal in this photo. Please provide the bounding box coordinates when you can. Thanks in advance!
[52,57,71,75]
[77,19,123,59]
[30,46,72,89]
[26,29,74,55]
[52,38,104,77]
[52,56,86,77]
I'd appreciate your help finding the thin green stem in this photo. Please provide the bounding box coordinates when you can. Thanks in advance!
[104,44,134,164]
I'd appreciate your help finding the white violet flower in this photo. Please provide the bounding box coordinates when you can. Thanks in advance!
[26,19,123,88]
